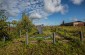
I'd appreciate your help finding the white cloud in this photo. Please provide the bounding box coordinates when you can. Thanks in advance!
[0,0,3,4]
[44,0,68,14]
[44,0,56,13]
[73,18,78,21]
[29,13,42,19]
[71,0,84,5]
[0,0,29,17]
[0,0,68,20]
[55,5,68,14]
[70,17,78,21]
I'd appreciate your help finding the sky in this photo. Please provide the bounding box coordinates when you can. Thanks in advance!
[0,0,85,26]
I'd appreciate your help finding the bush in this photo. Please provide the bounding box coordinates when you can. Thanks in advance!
[0,29,10,41]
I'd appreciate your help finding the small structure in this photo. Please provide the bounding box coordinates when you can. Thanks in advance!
[36,24,43,34]
[61,21,85,26]
[73,21,84,26]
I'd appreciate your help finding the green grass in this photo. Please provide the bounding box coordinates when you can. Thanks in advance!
[0,26,85,55]
[0,38,85,55]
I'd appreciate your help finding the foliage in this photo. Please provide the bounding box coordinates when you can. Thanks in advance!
[0,10,85,55]
[0,38,85,55]
[0,10,9,40]
[16,13,37,36]
[0,26,85,55]
[12,20,17,27]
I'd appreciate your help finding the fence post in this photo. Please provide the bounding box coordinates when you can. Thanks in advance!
[64,30,66,36]
[53,32,56,44]
[20,30,21,37]
[3,36,5,43]
[79,31,83,42]
[26,31,28,45]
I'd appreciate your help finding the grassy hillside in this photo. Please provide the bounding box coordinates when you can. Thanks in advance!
[0,26,85,55]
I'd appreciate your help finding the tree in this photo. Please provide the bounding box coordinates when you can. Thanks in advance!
[12,20,17,27]
[0,10,7,21]
[17,12,37,36]
[0,10,9,40]
[61,20,65,26]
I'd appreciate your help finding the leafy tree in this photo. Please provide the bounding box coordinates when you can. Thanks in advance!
[0,10,9,40]
[17,13,37,36]
[12,20,17,27]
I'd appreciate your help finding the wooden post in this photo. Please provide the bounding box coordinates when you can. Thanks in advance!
[79,31,83,41]
[53,32,56,44]
[3,36,5,43]
[26,31,28,45]
[9,22,10,34]
[64,30,66,36]
[20,30,21,37]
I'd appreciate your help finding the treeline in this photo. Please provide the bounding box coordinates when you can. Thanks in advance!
[0,10,37,41]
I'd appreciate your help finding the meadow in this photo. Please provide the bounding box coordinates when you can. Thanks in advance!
[0,26,85,55]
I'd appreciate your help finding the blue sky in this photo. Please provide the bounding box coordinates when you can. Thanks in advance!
[34,0,85,25]
[5,0,85,25]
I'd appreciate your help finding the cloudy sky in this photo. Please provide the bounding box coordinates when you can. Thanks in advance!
[0,0,85,25]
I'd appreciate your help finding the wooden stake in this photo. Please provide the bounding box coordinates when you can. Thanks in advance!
[3,36,5,43]
[53,32,56,44]
[80,31,83,41]
[26,31,28,45]
[20,30,21,37]
[64,30,66,36]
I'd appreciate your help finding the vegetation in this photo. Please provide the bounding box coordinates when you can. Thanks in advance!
[0,37,85,55]
[0,11,85,55]
[0,10,10,40]
[16,13,37,36]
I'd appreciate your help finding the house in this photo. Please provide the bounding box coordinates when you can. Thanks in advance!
[61,21,85,26]
[73,21,84,26]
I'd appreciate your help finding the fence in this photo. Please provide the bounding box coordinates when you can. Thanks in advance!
[2,27,84,45]
[17,28,84,45]
[56,28,84,42]
[24,32,57,45]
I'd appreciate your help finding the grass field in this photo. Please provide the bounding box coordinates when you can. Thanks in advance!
[0,26,85,55]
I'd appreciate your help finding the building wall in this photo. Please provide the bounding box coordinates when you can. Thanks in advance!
[60,21,85,26]
[73,22,84,26]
